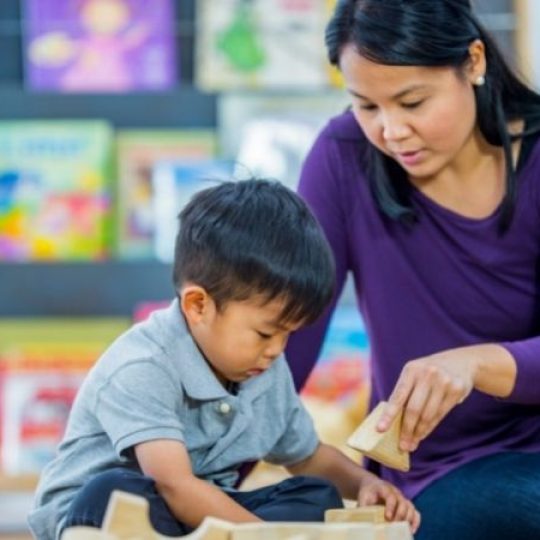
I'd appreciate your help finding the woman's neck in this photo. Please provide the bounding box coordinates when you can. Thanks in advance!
[409,124,523,219]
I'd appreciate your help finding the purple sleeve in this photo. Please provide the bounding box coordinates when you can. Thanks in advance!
[500,338,540,404]
[285,128,350,391]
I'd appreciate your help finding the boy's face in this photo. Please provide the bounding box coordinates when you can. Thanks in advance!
[182,288,302,385]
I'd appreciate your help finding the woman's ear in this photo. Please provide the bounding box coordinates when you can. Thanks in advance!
[467,39,487,84]
[180,285,212,326]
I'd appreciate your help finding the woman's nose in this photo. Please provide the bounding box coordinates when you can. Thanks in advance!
[381,113,412,141]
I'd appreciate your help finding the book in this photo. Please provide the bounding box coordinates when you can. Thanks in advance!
[0,120,113,261]
[196,0,334,90]
[24,0,177,93]
[218,92,350,189]
[301,304,369,403]
[152,159,235,263]
[0,318,129,475]
[115,130,217,259]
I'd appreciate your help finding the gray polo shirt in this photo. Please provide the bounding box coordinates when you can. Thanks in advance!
[28,300,319,540]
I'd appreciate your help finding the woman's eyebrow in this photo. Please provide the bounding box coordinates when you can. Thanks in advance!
[347,84,428,100]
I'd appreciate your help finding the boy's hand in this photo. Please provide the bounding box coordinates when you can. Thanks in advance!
[357,473,420,533]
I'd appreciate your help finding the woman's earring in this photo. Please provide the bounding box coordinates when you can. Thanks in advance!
[475,75,486,86]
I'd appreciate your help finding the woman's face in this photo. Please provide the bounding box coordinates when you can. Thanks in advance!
[339,44,483,182]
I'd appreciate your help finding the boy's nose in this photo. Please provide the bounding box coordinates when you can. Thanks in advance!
[263,334,288,360]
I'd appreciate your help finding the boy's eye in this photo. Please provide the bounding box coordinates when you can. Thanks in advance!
[257,331,273,339]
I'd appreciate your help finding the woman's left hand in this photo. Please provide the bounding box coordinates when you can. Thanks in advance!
[377,347,479,452]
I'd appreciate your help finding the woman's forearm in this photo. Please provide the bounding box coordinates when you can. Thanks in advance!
[470,343,517,397]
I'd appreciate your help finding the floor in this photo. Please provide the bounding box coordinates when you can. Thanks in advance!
[0,490,34,538]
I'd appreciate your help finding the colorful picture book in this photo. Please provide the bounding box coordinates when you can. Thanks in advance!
[218,92,350,189]
[0,318,129,475]
[0,121,113,261]
[196,0,336,90]
[115,130,217,259]
[24,0,177,93]
[152,159,235,262]
[301,303,369,404]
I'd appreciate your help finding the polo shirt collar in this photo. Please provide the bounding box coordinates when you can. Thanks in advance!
[158,299,273,401]
[159,299,229,400]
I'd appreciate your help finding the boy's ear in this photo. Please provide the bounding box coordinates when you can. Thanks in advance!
[180,285,212,325]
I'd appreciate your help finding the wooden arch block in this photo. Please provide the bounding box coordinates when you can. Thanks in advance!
[61,490,412,540]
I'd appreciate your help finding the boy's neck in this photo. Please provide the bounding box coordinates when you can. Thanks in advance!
[180,307,238,394]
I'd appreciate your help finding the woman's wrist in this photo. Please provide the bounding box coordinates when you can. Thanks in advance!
[470,343,517,397]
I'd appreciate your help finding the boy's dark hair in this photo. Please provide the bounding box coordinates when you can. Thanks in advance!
[173,179,335,325]
[326,0,540,232]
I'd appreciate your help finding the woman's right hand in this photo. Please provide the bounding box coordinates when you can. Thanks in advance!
[376,347,478,452]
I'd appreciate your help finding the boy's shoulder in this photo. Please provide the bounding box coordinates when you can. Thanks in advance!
[92,300,190,380]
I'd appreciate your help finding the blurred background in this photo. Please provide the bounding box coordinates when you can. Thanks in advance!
[0,0,536,537]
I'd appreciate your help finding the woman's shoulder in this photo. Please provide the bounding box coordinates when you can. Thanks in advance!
[321,108,366,142]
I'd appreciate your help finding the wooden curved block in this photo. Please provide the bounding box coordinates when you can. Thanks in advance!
[61,490,232,540]
[61,491,412,540]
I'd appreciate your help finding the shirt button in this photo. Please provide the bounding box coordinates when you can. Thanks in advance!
[219,402,231,414]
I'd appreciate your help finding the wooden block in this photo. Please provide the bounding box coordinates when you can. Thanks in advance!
[347,402,410,472]
[61,528,116,540]
[231,522,377,540]
[325,506,386,523]
[62,490,233,540]
[375,522,412,540]
[61,490,412,540]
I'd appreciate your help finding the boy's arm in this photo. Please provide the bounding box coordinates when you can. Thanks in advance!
[286,443,420,532]
[135,439,262,528]
[286,442,373,500]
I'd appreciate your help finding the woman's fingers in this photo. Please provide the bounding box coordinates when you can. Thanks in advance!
[377,364,416,432]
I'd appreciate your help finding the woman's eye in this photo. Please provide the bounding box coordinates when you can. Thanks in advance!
[358,103,377,111]
[402,100,424,109]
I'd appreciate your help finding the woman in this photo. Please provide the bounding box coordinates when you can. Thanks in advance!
[286,1,540,538]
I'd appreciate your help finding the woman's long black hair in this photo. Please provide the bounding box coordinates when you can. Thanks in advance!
[326,0,540,231]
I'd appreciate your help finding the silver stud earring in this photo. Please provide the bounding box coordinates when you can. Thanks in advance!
[475,75,485,86]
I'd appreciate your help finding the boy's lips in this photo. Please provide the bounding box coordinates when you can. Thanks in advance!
[246,368,265,377]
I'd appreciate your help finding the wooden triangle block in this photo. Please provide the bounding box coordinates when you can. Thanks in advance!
[347,402,410,472]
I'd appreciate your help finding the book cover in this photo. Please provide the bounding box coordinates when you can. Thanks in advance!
[196,0,332,90]
[0,120,113,261]
[152,159,235,263]
[0,318,129,475]
[115,130,217,259]
[24,0,177,92]
[218,92,350,189]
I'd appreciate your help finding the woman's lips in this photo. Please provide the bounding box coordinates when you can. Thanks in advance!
[396,149,424,166]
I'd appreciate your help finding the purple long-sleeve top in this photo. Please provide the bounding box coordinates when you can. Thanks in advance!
[286,110,540,499]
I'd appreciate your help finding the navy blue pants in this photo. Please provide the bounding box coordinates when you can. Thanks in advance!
[414,452,540,540]
[63,469,343,537]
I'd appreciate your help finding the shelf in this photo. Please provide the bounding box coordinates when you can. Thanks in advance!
[0,261,174,317]
[0,474,37,492]
[0,86,217,128]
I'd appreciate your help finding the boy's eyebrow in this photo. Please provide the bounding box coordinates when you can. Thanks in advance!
[347,84,428,101]
[266,318,301,332]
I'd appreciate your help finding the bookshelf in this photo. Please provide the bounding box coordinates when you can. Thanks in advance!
[0,261,173,316]
[0,0,522,318]
[0,0,212,317]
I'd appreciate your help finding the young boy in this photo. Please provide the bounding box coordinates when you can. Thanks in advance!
[28,180,419,539]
